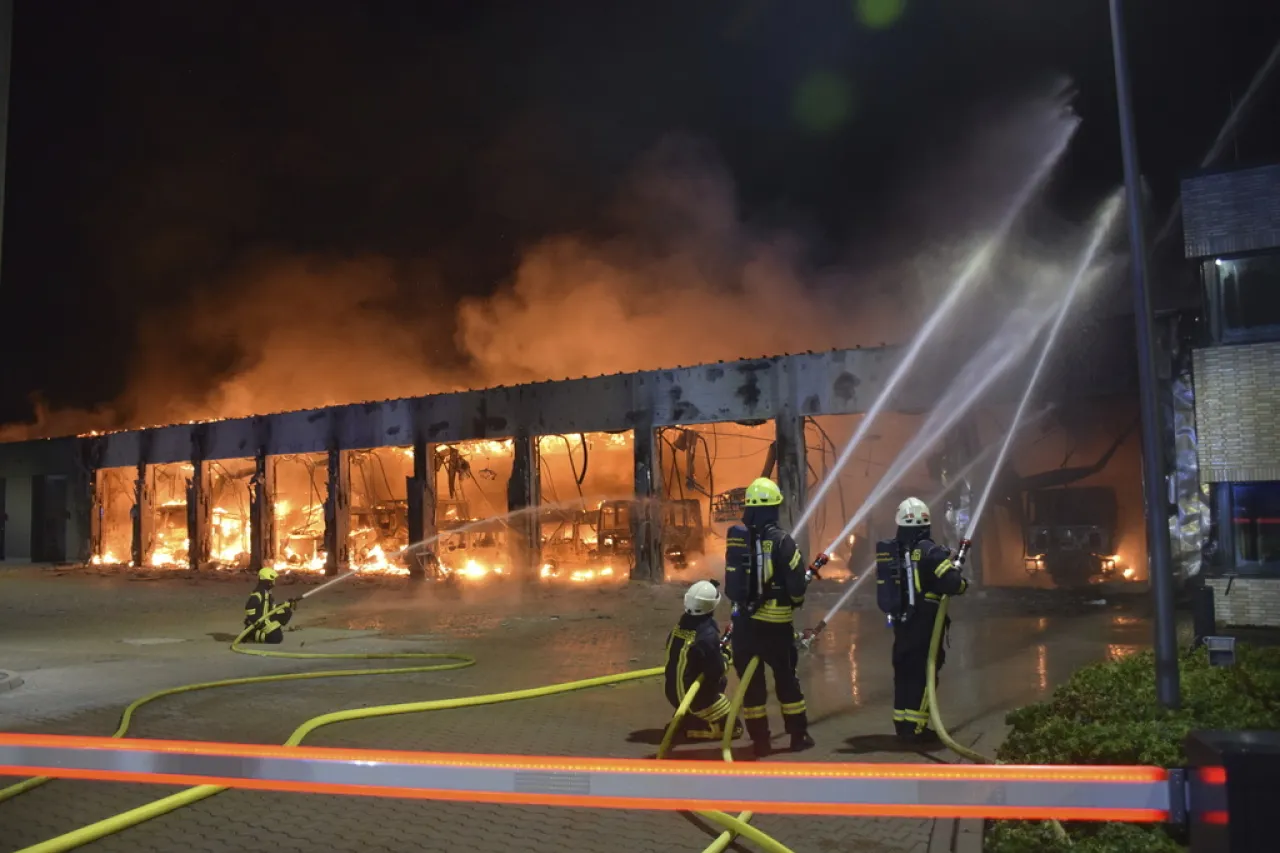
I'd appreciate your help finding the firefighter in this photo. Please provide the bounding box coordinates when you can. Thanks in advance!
[664,580,743,741]
[887,496,968,744]
[243,567,298,644]
[728,477,814,756]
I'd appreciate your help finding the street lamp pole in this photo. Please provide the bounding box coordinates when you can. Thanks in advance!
[1107,0,1181,709]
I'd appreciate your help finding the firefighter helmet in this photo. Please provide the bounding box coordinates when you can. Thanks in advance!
[744,477,784,507]
[895,497,931,528]
[684,580,722,616]
[258,567,278,583]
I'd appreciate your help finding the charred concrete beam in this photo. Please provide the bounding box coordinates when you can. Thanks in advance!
[506,435,541,580]
[186,427,212,571]
[405,428,436,579]
[324,447,351,576]
[631,424,664,582]
[90,348,912,468]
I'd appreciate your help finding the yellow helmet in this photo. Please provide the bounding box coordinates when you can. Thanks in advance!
[258,567,278,582]
[744,477,784,507]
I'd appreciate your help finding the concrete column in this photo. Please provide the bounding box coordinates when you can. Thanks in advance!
[506,436,541,580]
[186,428,212,571]
[405,437,437,578]
[132,457,153,569]
[186,469,212,572]
[631,425,664,582]
[81,439,102,564]
[774,412,809,560]
[249,447,276,571]
[88,468,103,562]
[324,448,351,575]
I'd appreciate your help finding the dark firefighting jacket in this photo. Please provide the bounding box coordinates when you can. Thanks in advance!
[664,612,726,707]
[244,585,292,630]
[905,537,968,603]
[748,521,807,626]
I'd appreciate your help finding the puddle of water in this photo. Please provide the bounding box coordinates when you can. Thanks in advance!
[119,638,188,645]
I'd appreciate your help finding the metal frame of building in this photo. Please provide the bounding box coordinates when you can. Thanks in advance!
[0,348,912,579]
[0,334,1140,579]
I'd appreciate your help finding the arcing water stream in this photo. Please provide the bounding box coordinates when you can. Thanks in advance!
[964,191,1124,537]
[812,191,1125,629]
[794,114,1082,540]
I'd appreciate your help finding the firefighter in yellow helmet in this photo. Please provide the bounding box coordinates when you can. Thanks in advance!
[243,567,299,644]
[882,497,968,744]
[724,477,814,756]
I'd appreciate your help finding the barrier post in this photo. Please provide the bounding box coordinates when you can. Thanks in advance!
[1186,730,1280,852]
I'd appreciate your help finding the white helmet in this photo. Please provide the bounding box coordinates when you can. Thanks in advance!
[683,580,721,616]
[895,497,931,528]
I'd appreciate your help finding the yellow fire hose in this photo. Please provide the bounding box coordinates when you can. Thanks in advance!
[656,655,792,853]
[2,606,791,853]
[925,596,1068,843]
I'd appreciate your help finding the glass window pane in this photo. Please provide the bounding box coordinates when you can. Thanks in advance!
[1219,254,1280,331]
[1231,482,1280,566]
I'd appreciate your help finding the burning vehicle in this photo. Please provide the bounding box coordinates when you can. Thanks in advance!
[593,498,705,572]
[1022,486,1133,587]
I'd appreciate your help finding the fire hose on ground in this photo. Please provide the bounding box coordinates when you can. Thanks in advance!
[0,605,797,853]
[923,595,1069,843]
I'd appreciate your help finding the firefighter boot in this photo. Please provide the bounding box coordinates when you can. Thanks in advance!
[790,732,815,752]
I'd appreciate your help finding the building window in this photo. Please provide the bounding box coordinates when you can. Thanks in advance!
[1217,254,1280,339]
[1231,482,1280,573]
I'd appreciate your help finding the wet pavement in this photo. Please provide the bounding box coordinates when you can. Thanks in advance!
[1,566,1158,852]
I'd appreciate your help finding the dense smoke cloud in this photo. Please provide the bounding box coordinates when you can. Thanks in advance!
[458,135,908,385]
[1,83,1083,442]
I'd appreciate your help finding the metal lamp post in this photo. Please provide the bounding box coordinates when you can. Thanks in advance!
[1107,0,1181,709]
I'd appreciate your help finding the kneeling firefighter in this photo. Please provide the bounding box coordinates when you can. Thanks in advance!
[243,567,299,644]
[877,497,968,743]
[664,580,743,741]
[724,477,815,756]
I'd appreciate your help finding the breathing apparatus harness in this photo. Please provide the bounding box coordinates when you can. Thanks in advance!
[875,533,971,627]
[722,520,827,651]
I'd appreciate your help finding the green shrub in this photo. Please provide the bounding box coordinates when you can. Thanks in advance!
[988,644,1280,851]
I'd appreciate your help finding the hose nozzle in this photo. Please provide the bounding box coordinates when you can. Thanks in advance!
[806,553,830,582]
[955,539,972,566]
[796,618,828,651]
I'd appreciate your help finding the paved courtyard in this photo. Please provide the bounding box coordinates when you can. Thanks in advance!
[0,566,1155,853]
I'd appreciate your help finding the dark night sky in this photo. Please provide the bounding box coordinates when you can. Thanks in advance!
[2,0,1279,429]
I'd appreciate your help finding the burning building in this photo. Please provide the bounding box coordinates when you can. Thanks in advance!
[0,344,1139,584]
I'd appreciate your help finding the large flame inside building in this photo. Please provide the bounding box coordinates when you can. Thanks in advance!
[84,403,1142,589]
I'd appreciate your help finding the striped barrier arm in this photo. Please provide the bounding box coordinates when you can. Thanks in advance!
[0,733,1175,822]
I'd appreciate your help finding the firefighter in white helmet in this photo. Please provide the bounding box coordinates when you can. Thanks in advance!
[884,497,968,743]
[664,580,742,741]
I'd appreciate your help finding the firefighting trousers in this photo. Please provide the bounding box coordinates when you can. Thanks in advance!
[248,608,291,645]
[732,621,807,741]
[892,604,947,736]
[666,678,734,737]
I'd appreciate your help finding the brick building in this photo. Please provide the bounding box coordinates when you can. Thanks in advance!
[1183,163,1280,626]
